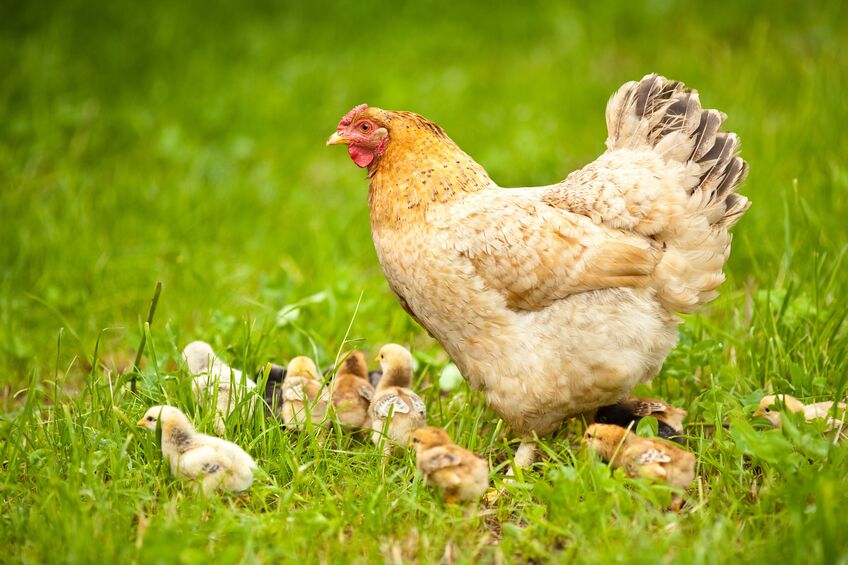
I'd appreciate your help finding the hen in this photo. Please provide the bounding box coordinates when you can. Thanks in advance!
[328,74,750,467]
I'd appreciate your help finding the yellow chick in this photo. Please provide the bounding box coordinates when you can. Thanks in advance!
[584,423,696,510]
[280,356,329,430]
[137,405,257,494]
[329,351,375,429]
[754,394,847,432]
[412,427,489,503]
[182,341,257,435]
[369,344,426,452]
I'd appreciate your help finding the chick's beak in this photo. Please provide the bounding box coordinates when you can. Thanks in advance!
[326,132,350,146]
[752,408,764,418]
[137,418,146,427]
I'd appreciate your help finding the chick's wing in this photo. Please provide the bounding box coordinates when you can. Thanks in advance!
[373,395,411,419]
[419,446,463,474]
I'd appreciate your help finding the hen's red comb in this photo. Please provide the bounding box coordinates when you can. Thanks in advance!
[338,104,368,131]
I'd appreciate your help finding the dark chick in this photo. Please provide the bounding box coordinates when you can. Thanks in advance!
[259,363,287,414]
[368,369,383,388]
[594,397,687,444]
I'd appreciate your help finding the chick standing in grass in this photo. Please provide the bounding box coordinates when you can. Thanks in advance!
[754,394,847,433]
[412,427,489,503]
[182,341,256,435]
[329,351,375,429]
[137,405,257,494]
[369,344,426,451]
[584,423,695,510]
[594,397,687,444]
[280,356,329,429]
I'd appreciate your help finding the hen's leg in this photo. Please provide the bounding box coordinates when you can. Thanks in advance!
[514,440,537,469]
[504,440,537,478]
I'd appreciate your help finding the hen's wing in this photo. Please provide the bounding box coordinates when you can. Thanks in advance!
[451,191,660,311]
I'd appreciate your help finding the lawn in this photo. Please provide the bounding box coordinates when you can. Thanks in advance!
[2,0,848,562]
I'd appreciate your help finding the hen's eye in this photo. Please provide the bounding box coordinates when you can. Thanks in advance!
[359,122,370,132]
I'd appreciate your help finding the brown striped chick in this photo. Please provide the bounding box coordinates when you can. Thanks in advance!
[280,356,329,430]
[594,397,688,444]
[754,394,847,433]
[182,341,257,435]
[329,351,375,429]
[369,344,426,452]
[584,423,696,510]
[412,427,489,503]
[137,405,257,494]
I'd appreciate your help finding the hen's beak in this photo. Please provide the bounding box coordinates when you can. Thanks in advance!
[326,132,350,146]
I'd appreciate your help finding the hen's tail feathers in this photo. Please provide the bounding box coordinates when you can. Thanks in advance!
[606,74,750,313]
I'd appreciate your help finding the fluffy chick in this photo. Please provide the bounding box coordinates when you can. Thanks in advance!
[183,341,256,434]
[584,423,695,509]
[280,356,329,430]
[369,344,426,451]
[754,394,847,432]
[329,351,375,429]
[137,405,257,494]
[594,397,687,444]
[412,427,489,503]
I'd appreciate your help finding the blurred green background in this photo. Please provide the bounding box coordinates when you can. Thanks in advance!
[1,0,846,388]
[3,1,848,563]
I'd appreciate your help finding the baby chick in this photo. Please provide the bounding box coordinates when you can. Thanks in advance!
[412,427,489,503]
[182,341,257,434]
[584,423,696,510]
[137,405,257,494]
[329,351,375,429]
[259,362,287,415]
[754,394,847,432]
[280,356,329,430]
[594,397,687,444]
[369,344,426,452]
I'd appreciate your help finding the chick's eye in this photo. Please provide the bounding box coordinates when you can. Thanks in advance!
[147,416,155,421]
[763,407,771,412]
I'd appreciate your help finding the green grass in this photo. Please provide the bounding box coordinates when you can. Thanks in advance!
[2,0,848,562]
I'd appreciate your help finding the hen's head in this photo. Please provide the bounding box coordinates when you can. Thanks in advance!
[327,104,391,168]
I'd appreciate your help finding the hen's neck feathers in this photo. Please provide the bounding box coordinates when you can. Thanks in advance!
[368,112,494,229]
